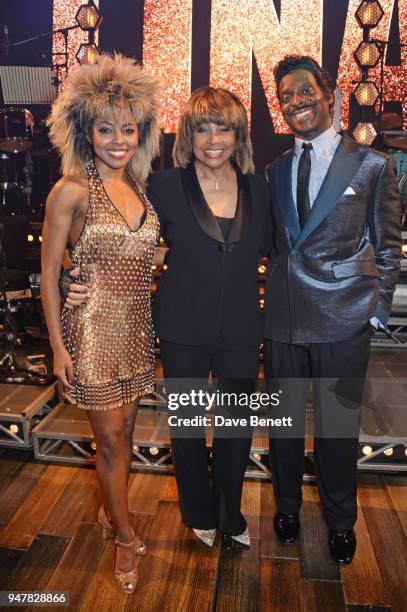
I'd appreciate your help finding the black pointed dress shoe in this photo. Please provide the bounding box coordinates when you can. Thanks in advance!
[273,513,300,543]
[328,528,356,565]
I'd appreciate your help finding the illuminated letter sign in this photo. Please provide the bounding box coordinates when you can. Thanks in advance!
[143,0,193,134]
[210,0,323,133]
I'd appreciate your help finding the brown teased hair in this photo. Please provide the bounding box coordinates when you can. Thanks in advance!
[173,87,254,174]
[47,53,161,182]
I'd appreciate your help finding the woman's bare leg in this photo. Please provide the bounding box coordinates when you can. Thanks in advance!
[87,400,139,571]
[121,400,139,483]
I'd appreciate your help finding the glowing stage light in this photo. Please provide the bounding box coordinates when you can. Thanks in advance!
[355,41,382,68]
[39,235,43,242]
[76,42,99,65]
[75,1,102,31]
[253,453,261,461]
[355,0,384,28]
[362,445,373,455]
[258,265,266,274]
[337,0,407,131]
[53,0,100,75]
[353,81,380,106]
[27,234,34,242]
[402,244,407,253]
[9,424,19,434]
[383,447,393,456]
[133,445,139,452]
[149,446,159,456]
[353,121,377,145]
[91,441,97,450]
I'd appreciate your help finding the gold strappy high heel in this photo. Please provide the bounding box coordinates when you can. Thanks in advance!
[114,534,139,595]
[98,505,115,542]
[97,506,147,555]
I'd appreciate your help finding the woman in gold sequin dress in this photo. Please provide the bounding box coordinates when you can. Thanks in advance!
[40,54,160,594]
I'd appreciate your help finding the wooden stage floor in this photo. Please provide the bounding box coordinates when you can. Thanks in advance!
[0,449,406,611]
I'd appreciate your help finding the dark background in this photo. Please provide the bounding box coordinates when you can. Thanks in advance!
[0,0,403,171]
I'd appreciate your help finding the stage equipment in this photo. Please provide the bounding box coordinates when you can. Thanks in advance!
[75,1,103,32]
[0,217,49,382]
[8,2,102,92]
[353,0,407,145]
[352,1,382,145]
[76,42,100,66]
[30,399,281,478]
[30,378,407,476]
[353,121,377,146]
[52,0,101,87]
[0,67,55,106]
[0,108,33,152]
[0,108,34,215]
[0,381,57,448]
[75,0,102,66]
[0,151,34,216]
[371,284,407,347]
[354,41,382,69]
[355,1,384,29]
[353,81,380,106]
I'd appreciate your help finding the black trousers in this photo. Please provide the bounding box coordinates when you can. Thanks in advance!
[160,338,259,535]
[264,326,371,529]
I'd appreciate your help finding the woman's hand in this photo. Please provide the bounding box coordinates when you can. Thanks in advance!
[62,267,89,310]
[53,345,75,390]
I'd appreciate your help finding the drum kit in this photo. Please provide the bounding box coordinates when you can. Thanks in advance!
[0,106,36,216]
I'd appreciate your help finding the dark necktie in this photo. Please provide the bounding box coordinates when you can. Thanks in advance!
[297,142,313,229]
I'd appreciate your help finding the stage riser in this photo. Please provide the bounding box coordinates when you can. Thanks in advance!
[0,382,58,449]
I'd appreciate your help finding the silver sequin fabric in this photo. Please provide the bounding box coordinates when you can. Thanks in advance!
[61,160,159,410]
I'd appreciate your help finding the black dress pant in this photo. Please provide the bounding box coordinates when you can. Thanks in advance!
[264,326,371,529]
[160,338,259,535]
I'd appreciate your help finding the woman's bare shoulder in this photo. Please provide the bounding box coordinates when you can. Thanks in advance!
[46,175,89,213]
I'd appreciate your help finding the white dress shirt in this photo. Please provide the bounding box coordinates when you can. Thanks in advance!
[291,124,341,209]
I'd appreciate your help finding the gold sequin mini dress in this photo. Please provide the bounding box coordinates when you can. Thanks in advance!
[61,160,159,411]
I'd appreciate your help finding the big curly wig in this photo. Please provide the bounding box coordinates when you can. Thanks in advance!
[47,53,161,182]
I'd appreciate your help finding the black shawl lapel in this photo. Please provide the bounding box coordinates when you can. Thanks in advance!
[274,151,301,242]
[181,163,225,243]
[181,163,249,245]
[227,167,249,244]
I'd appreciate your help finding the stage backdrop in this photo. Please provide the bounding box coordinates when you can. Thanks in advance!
[2,0,406,170]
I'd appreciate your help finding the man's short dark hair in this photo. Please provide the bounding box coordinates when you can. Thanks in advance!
[274,55,335,103]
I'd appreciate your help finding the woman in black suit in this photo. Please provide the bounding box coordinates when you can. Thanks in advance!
[147,87,270,547]
[63,87,270,548]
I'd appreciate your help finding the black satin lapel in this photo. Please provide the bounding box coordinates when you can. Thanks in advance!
[295,137,365,248]
[181,164,225,243]
[227,168,249,244]
[274,152,301,241]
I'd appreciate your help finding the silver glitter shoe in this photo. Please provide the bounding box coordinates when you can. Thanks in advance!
[231,526,250,547]
[192,528,216,547]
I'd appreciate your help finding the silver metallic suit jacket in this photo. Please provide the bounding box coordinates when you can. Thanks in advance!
[264,133,401,344]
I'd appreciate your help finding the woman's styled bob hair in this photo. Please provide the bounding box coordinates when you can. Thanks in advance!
[47,53,160,182]
[173,87,255,174]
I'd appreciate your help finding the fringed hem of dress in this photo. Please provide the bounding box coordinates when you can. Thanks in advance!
[63,371,155,412]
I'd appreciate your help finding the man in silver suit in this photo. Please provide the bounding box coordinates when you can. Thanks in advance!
[263,55,400,564]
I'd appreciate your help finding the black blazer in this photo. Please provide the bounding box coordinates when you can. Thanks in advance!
[147,164,270,346]
[263,133,401,344]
